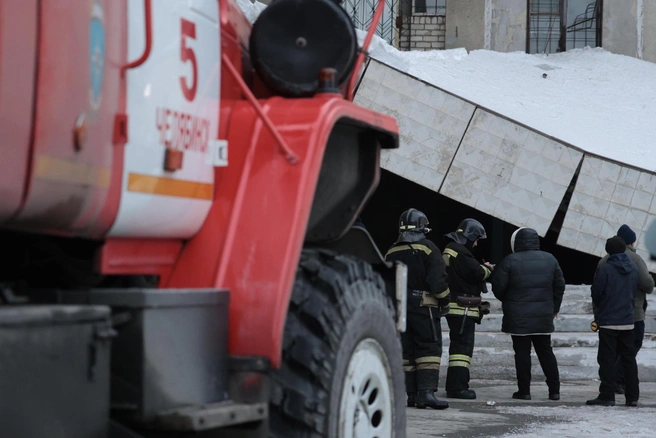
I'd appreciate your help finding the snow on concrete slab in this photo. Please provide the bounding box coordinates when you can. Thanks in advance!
[235,0,267,23]
[497,406,656,438]
[363,35,656,173]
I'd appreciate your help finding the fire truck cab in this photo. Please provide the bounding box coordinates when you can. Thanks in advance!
[0,0,407,436]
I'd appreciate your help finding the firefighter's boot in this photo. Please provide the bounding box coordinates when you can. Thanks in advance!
[404,364,417,407]
[415,390,449,410]
[415,369,448,409]
[447,389,477,399]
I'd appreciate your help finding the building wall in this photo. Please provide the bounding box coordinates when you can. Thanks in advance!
[490,0,527,52]
[398,0,656,64]
[603,0,639,58]
[401,15,446,51]
[445,0,485,51]
[644,0,656,62]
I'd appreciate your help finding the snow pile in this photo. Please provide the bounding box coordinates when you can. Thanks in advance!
[235,0,267,23]
[498,406,656,437]
[357,29,470,67]
[366,43,656,172]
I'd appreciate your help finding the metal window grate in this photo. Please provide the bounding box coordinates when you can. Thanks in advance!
[566,1,601,50]
[414,0,446,15]
[342,0,403,46]
[528,0,562,54]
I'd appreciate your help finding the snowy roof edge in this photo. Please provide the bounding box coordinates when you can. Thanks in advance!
[365,56,656,177]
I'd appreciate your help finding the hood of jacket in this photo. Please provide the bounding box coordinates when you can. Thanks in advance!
[607,252,636,275]
[511,227,540,253]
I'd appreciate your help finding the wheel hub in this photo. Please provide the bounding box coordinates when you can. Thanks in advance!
[339,338,393,438]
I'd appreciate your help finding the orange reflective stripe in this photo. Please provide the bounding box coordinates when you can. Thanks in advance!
[127,173,213,200]
[34,155,111,188]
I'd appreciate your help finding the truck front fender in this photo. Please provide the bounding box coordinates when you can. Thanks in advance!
[164,96,398,367]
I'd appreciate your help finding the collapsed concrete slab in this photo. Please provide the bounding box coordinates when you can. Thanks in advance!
[355,58,656,271]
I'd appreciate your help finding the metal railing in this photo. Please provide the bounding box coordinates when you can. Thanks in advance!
[566,1,601,49]
[342,0,401,46]
[527,0,562,54]
[341,0,444,49]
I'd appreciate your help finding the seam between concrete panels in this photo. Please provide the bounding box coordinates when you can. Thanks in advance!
[437,106,478,194]
[353,57,372,98]
[550,153,585,244]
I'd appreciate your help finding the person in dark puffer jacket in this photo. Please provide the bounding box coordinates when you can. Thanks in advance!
[587,236,640,407]
[491,227,565,401]
[598,224,654,394]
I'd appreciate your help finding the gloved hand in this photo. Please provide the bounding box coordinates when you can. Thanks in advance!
[440,304,450,317]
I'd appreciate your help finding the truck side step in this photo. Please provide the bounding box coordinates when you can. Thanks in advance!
[155,401,268,431]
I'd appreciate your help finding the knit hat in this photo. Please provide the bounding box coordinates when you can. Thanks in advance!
[617,224,636,245]
[605,236,627,255]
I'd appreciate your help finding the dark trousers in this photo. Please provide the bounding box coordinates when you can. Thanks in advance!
[511,335,560,395]
[616,320,645,386]
[445,317,475,392]
[402,310,443,392]
[597,328,639,401]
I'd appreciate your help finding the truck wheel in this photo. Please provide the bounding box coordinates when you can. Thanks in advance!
[270,249,405,437]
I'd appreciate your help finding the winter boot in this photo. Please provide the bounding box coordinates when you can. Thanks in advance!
[415,369,448,409]
[446,389,477,399]
[404,367,417,405]
[586,397,615,406]
[415,390,449,410]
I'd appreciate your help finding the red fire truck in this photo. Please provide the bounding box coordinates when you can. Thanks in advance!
[0,0,407,436]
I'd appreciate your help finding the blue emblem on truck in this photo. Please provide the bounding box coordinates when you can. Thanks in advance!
[89,0,105,111]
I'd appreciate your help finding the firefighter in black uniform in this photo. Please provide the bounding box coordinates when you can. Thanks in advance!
[385,209,450,410]
[443,218,493,400]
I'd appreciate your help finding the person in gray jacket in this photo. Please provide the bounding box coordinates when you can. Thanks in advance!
[597,224,654,394]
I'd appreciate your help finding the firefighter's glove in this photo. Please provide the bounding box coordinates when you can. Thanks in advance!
[440,304,450,317]
[473,301,491,325]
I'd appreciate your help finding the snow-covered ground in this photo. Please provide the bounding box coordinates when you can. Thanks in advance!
[498,406,656,437]
[236,1,656,173]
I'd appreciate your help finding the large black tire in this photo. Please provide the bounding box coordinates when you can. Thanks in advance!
[269,249,405,437]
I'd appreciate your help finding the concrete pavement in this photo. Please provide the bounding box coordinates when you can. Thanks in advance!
[407,379,656,437]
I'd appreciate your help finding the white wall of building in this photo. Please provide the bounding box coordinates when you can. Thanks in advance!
[602,0,640,58]
[643,0,656,62]
[445,0,486,51]
[442,0,655,64]
[489,0,527,52]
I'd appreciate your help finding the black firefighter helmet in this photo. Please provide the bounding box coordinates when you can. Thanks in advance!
[445,218,487,246]
[396,208,431,243]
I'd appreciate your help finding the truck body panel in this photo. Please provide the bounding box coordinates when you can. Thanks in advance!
[109,0,220,238]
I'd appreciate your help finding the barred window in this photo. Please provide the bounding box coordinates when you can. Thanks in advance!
[527,0,562,54]
[414,0,446,15]
[566,0,602,50]
[527,0,601,54]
